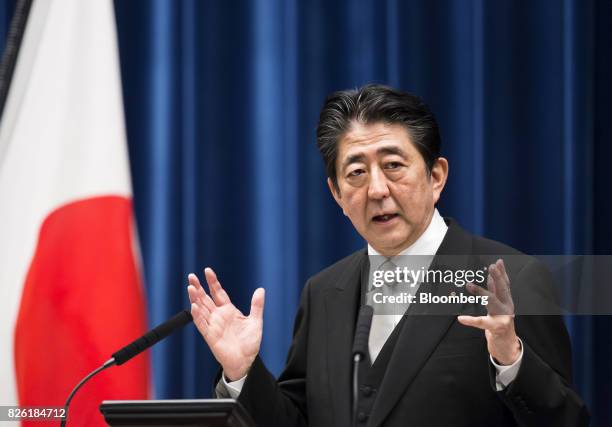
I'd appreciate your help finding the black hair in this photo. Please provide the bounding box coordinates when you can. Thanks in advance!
[316,84,441,191]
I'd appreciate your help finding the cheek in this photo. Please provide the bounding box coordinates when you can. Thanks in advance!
[345,194,365,214]
[393,178,433,213]
[342,193,368,221]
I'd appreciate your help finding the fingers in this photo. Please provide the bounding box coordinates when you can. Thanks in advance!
[187,273,217,314]
[486,266,497,294]
[457,315,495,330]
[187,283,199,304]
[466,279,509,315]
[187,269,231,344]
[497,259,510,283]
[201,290,216,312]
[190,302,210,338]
[187,274,204,303]
[188,272,203,290]
[204,267,231,306]
[187,284,213,311]
[458,314,516,335]
[466,282,494,299]
[490,259,512,304]
[188,268,234,309]
[249,288,266,320]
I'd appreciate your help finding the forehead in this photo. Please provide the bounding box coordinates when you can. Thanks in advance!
[337,121,416,160]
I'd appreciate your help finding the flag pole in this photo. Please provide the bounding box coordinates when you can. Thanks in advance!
[0,0,33,120]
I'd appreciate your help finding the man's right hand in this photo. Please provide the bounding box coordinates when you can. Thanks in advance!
[187,268,265,381]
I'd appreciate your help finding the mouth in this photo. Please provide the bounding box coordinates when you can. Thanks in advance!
[372,213,399,223]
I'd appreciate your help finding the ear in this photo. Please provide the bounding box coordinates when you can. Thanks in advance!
[430,157,449,204]
[327,177,347,215]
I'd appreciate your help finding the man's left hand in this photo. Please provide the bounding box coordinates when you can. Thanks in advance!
[457,259,521,366]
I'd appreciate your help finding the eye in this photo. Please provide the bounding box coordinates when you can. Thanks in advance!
[347,168,365,177]
[384,162,402,170]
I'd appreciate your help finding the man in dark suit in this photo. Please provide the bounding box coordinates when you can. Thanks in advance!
[187,85,589,426]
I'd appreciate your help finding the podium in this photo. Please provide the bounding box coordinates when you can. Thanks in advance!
[100,399,255,427]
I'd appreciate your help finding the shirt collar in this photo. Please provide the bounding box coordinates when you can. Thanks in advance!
[367,208,448,267]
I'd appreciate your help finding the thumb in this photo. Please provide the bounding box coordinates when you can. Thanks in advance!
[249,287,265,320]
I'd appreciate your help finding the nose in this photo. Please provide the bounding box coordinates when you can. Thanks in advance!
[368,167,390,200]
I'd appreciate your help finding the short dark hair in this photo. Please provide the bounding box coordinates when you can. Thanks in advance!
[316,84,441,191]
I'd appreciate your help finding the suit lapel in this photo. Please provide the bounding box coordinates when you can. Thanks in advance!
[368,219,473,427]
[325,251,368,427]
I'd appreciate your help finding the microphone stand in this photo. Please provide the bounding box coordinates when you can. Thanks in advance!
[59,309,192,426]
[352,352,364,427]
[60,358,116,427]
[351,305,373,427]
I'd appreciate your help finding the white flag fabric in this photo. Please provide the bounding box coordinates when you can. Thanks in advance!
[0,1,149,425]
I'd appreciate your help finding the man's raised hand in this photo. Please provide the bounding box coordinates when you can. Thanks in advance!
[457,259,521,365]
[187,267,265,381]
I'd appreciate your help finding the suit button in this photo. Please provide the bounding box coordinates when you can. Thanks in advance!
[357,412,368,423]
[362,385,374,397]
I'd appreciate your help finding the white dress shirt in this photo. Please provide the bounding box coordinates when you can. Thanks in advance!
[221,208,522,397]
[367,208,448,361]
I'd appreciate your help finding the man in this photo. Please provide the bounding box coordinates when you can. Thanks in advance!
[187,85,589,426]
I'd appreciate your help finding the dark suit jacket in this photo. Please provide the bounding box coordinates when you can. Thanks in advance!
[233,219,590,426]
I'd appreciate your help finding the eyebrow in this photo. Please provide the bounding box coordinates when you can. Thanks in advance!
[340,146,408,171]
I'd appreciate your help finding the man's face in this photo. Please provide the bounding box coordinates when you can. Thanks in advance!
[328,121,448,257]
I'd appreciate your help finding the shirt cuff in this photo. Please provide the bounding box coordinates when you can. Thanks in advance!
[490,337,523,391]
[221,372,247,398]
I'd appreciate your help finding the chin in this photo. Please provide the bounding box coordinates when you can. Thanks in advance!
[372,238,408,255]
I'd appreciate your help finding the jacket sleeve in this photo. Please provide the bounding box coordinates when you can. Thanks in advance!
[232,279,313,427]
[490,259,590,426]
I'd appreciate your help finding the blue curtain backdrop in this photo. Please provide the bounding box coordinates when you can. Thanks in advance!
[1,0,611,425]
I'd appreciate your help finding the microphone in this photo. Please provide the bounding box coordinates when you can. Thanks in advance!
[60,310,193,427]
[112,309,193,365]
[352,305,374,361]
[351,305,373,427]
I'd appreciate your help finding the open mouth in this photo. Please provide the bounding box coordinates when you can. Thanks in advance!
[372,213,399,223]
